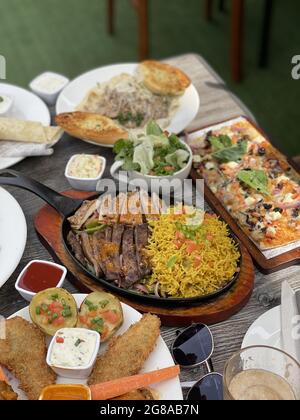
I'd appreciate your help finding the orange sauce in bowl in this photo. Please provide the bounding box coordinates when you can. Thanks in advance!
[39,385,91,401]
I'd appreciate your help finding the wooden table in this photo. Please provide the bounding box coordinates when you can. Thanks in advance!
[0,54,299,389]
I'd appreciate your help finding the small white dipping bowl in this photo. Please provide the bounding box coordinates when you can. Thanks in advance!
[29,72,69,106]
[15,260,67,302]
[65,155,106,192]
[47,328,100,380]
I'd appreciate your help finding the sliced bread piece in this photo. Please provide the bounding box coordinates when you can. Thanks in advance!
[138,60,191,96]
[56,112,128,145]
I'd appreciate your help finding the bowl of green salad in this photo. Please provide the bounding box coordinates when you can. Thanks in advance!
[110,121,193,187]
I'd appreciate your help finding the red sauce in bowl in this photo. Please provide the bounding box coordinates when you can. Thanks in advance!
[18,262,64,293]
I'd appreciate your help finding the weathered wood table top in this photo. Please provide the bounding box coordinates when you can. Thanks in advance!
[1,53,299,388]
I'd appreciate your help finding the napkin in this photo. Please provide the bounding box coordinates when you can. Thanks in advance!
[0,141,55,158]
[281,281,300,362]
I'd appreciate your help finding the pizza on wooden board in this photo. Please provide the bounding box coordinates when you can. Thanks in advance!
[189,118,300,250]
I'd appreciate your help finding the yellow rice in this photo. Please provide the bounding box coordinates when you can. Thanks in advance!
[146,213,240,298]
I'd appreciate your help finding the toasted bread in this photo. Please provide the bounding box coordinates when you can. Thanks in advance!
[56,112,128,145]
[138,60,191,96]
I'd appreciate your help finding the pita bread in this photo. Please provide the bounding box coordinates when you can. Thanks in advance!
[138,61,191,96]
[0,118,61,144]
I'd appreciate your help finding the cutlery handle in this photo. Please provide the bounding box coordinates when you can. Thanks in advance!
[0,169,83,217]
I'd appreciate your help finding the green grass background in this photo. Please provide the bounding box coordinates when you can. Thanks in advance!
[0,0,299,155]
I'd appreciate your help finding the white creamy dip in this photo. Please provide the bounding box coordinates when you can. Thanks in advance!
[68,155,103,179]
[50,329,98,368]
[31,72,68,94]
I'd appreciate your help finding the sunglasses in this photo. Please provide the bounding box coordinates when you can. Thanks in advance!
[171,324,223,401]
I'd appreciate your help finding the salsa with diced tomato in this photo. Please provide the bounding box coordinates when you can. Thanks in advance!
[34,294,74,328]
[77,292,124,343]
[29,288,78,336]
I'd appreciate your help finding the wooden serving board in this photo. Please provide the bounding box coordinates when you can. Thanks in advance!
[190,117,300,274]
[34,191,255,327]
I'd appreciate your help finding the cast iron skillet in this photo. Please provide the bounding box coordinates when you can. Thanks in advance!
[0,169,242,307]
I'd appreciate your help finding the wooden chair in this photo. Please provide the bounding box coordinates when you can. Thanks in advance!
[106,0,274,82]
[205,0,275,82]
[107,0,149,61]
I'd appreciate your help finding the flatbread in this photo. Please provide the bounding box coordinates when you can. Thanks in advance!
[56,112,128,145]
[0,118,60,144]
[138,61,191,96]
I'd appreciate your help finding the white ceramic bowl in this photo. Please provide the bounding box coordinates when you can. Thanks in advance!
[65,155,106,192]
[15,260,67,302]
[110,139,193,189]
[46,328,100,380]
[29,72,69,106]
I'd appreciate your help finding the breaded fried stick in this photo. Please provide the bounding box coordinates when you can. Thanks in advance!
[88,314,161,385]
[0,317,56,400]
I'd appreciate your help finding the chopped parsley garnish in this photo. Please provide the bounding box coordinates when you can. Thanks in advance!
[117,112,145,127]
[85,300,98,312]
[100,300,109,309]
[75,339,85,347]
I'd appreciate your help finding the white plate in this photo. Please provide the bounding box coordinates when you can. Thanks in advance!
[0,83,51,170]
[242,306,281,350]
[5,294,183,401]
[0,187,27,288]
[56,63,200,146]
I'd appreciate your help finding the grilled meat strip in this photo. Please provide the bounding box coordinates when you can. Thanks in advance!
[68,200,97,230]
[122,226,141,288]
[135,224,151,278]
[106,224,124,281]
[80,232,103,277]
[92,230,108,276]
[67,232,87,266]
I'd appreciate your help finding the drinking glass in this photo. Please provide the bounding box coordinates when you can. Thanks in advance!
[223,346,300,400]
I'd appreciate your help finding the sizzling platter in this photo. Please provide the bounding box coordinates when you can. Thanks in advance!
[0,170,241,306]
[66,190,242,305]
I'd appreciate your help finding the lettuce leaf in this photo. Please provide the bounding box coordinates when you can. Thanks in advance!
[146,121,163,136]
[133,137,154,175]
[165,149,190,169]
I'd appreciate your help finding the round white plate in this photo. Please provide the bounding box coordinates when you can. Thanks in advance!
[242,306,281,350]
[56,63,200,146]
[0,187,27,288]
[5,294,183,401]
[0,83,51,170]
